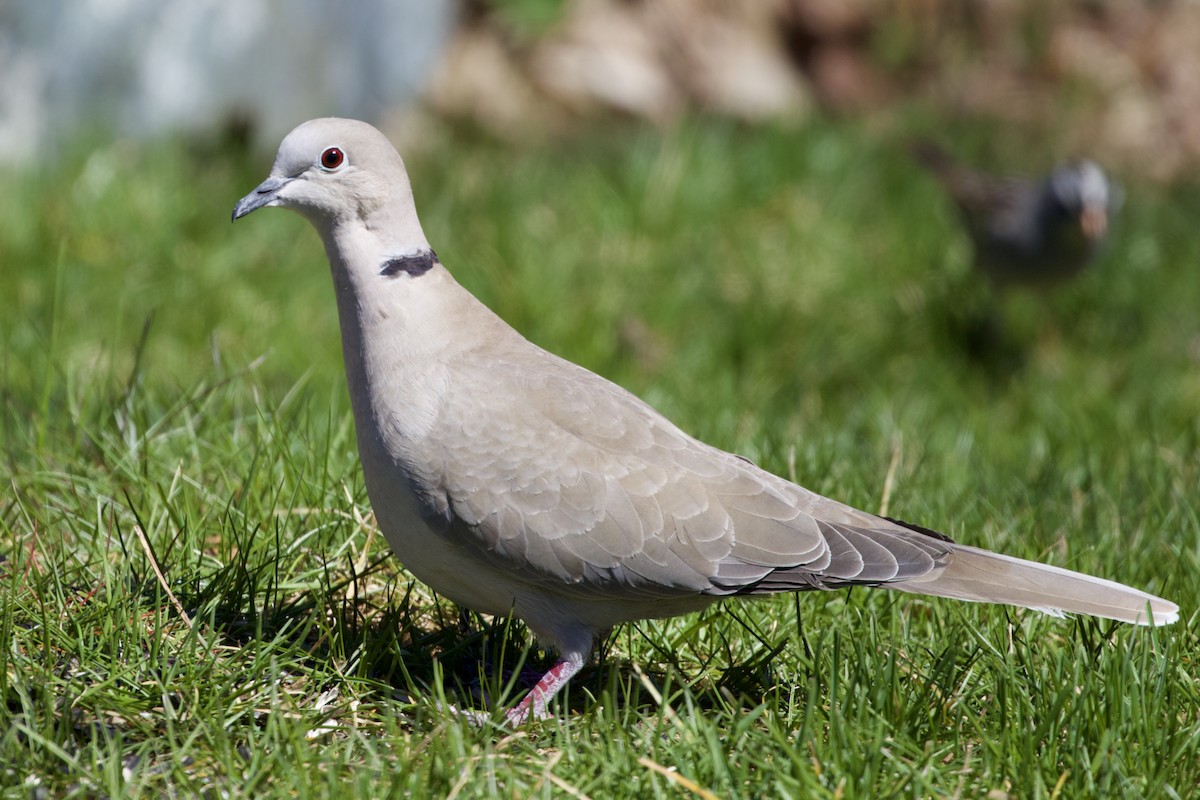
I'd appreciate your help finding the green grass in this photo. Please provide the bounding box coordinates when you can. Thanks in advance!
[2,116,1198,798]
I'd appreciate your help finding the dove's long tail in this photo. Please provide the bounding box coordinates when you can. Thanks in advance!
[892,543,1178,626]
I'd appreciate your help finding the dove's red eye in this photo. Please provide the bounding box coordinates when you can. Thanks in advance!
[320,147,345,170]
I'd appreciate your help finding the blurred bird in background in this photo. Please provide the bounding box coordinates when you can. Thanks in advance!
[910,141,1124,365]
[912,141,1121,288]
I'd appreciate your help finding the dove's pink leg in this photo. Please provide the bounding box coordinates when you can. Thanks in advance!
[504,652,585,726]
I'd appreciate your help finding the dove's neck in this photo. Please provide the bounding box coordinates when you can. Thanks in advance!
[320,221,519,454]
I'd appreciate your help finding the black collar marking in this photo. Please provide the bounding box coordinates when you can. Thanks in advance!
[380,250,438,277]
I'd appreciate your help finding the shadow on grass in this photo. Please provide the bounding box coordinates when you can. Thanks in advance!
[175,537,806,726]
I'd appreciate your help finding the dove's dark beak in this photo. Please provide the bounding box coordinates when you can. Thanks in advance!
[232,175,293,221]
[1080,205,1108,240]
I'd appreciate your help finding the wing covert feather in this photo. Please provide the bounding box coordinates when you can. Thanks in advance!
[408,347,955,599]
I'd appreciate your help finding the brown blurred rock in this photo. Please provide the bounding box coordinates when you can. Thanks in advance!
[1103,91,1182,183]
[1152,6,1200,168]
[533,0,684,121]
[424,0,1200,182]
[1046,3,1200,180]
[533,0,810,122]
[427,28,567,138]
[658,0,812,120]
[1050,23,1141,92]
[947,62,1052,127]
[786,0,873,39]
[807,43,886,113]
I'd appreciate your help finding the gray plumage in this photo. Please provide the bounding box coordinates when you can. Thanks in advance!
[234,119,1177,725]
[912,141,1120,286]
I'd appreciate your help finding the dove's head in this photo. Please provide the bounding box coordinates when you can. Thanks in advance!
[233,118,428,249]
[1048,160,1120,243]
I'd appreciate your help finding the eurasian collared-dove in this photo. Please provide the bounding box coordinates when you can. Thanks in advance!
[233,118,1176,726]
[912,141,1120,286]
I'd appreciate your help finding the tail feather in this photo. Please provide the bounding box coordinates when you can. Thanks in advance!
[892,543,1179,626]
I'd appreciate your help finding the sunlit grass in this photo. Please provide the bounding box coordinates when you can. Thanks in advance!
[2,117,1197,798]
